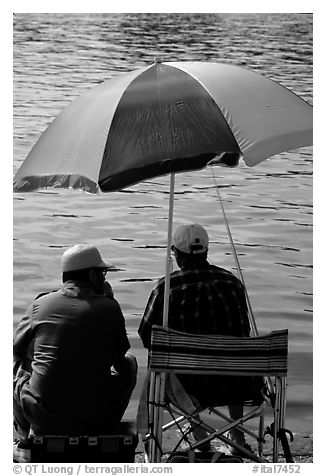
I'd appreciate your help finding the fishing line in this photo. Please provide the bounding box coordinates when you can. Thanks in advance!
[210,166,258,337]
[210,168,277,399]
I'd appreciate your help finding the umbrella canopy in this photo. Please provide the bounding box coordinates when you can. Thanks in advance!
[13,60,312,194]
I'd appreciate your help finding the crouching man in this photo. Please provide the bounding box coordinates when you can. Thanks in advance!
[13,244,137,462]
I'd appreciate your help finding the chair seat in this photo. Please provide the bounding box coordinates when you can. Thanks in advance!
[174,374,265,408]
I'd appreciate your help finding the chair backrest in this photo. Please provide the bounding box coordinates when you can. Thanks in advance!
[150,325,288,377]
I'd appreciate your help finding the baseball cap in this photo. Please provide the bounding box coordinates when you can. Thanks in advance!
[61,244,110,272]
[172,224,209,254]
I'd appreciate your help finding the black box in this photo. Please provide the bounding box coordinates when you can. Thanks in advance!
[30,421,138,463]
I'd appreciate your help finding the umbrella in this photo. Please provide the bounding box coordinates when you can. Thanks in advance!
[13,60,312,461]
[13,60,312,195]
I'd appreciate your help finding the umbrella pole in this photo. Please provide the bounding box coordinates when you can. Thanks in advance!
[153,173,175,462]
[163,172,175,326]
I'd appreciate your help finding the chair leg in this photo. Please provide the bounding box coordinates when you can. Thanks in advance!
[151,373,161,463]
[145,371,155,462]
[277,377,289,462]
[146,371,163,463]
[258,413,265,457]
[272,377,282,462]
[150,372,165,463]
[279,377,287,432]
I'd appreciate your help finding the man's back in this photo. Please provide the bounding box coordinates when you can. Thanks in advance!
[14,281,130,432]
[139,263,250,349]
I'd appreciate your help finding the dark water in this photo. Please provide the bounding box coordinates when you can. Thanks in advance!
[13,13,313,432]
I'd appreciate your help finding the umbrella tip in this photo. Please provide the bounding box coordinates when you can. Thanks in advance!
[154,56,162,63]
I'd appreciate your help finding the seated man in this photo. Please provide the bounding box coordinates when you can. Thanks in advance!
[13,244,137,462]
[138,223,256,451]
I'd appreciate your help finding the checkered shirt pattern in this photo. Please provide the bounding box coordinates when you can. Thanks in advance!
[138,263,250,349]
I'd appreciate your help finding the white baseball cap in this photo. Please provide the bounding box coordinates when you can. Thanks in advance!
[61,244,110,272]
[172,224,209,254]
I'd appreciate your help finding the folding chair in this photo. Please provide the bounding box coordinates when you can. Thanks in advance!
[138,325,290,463]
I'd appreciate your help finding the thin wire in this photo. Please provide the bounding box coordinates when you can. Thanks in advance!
[212,167,275,397]
[210,166,258,337]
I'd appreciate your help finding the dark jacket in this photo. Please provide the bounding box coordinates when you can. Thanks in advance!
[13,281,130,432]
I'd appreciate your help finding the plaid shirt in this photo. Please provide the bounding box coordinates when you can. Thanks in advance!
[138,261,256,406]
[138,261,250,349]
